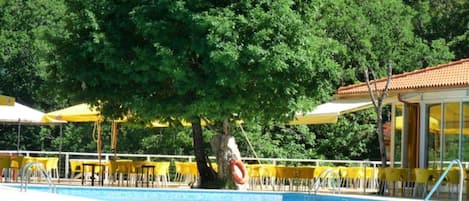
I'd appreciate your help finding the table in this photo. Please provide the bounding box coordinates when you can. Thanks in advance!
[81,162,105,186]
[135,163,155,187]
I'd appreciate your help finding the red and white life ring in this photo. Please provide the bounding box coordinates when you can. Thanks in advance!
[230,159,247,184]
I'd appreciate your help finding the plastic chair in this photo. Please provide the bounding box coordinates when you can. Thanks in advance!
[445,168,462,198]
[246,164,260,190]
[108,159,132,186]
[296,166,315,191]
[10,156,24,182]
[343,167,365,190]
[275,166,297,191]
[153,162,170,186]
[36,157,59,179]
[383,167,410,196]
[413,168,435,197]
[0,156,12,182]
[69,160,83,179]
[259,165,276,191]
[173,161,184,182]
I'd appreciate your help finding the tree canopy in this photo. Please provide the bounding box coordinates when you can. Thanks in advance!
[49,0,342,125]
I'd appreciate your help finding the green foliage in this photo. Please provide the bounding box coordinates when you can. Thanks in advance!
[120,126,195,155]
[56,123,97,152]
[48,0,342,125]
[233,123,318,161]
[405,0,469,59]
[0,0,66,105]
[309,109,379,160]
[312,0,454,84]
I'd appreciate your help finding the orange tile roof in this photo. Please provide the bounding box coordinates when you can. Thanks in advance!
[336,58,469,98]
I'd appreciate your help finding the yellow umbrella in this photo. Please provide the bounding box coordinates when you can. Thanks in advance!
[0,95,15,106]
[46,103,106,163]
[46,103,102,122]
[150,119,208,127]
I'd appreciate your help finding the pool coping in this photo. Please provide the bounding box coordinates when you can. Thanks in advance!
[0,184,428,201]
[0,185,100,201]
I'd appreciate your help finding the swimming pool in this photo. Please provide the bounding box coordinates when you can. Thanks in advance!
[6,184,415,201]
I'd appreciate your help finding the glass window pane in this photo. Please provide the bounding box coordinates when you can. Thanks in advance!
[463,102,469,161]
[428,104,441,168]
[443,102,460,161]
[394,104,403,163]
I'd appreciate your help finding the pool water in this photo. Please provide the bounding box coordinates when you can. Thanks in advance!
[8,185,394,201]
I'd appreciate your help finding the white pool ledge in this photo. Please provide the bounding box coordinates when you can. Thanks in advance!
[0,185,99,201]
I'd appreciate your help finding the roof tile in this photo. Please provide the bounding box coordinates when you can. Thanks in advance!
[336,58,469,97]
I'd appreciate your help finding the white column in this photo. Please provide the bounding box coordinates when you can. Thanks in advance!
[419,103,428,168]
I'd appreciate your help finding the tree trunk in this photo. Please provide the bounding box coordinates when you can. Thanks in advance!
[213,120,231,181]
[376,109,387,167]
[191,117,218,188]
[210,119,246,189]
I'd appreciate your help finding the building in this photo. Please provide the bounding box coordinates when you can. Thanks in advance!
[335,58,469,168]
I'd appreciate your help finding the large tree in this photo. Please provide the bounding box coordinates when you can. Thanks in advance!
[47,0,341,188]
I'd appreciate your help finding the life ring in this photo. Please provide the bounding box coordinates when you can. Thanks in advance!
[230,159,247,184]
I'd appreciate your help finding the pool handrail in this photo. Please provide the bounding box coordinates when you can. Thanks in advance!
[20,161,56,193]
[423,159,463,201]
[311,168,341,195]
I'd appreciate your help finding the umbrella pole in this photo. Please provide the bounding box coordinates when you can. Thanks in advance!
[111,121,118,160]
[97,121,102,161]
[58,124,63,183]
[16,120,21,154]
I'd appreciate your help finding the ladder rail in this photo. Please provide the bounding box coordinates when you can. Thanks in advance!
[311,168,342,195]
[20,162,56,193]
[424,159,463,201]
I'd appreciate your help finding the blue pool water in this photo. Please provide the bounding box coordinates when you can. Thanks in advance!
[7,185,387,201]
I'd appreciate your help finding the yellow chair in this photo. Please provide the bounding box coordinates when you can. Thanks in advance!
[69,160,84,179]
[376,167,386,193]
[35,157,59,178]
[108,159,133,186]
[246,164,260,190]
[296,166,315,191]
[445,168,462,198]
[187,162,199,184]
[365,167,378,190]
[413,168,435,197]
[343,167,365,190]
[173,161,197,184]
[174,161,184,182]
[259,165,276,191]
[275,166,297,191]
[10,156,24,182]
[384,167,411,196]
[152,162,170,187]
[0,156,12,182]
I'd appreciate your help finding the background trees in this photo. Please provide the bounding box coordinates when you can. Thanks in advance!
[1,0,468,189]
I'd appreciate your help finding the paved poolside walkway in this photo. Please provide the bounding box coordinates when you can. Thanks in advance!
[0,185,99,201]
